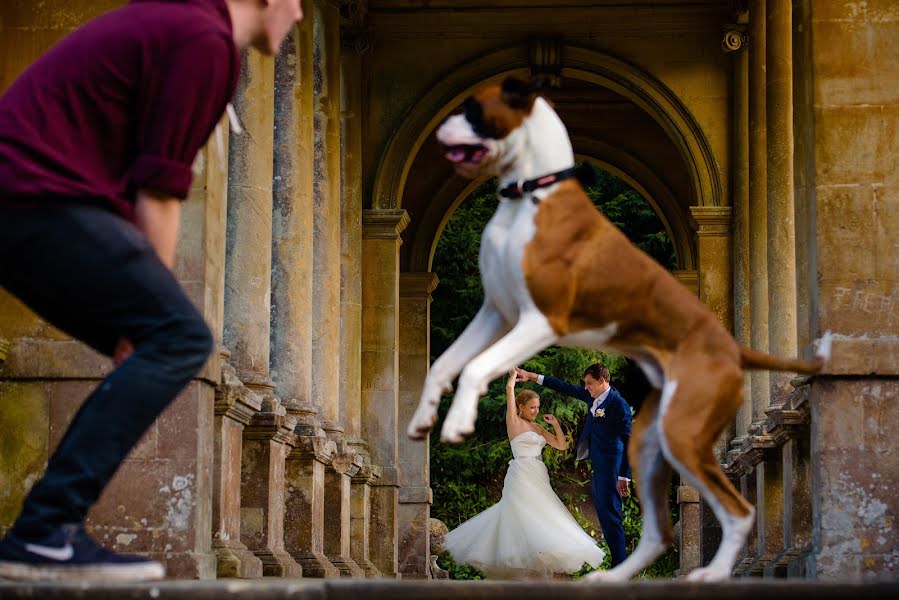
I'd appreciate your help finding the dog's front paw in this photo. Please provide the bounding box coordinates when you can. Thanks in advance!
[406,379,448,440]
[439,398,478,444]
[406,403,438,440]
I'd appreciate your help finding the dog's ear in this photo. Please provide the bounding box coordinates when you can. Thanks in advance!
[501,76,543,110]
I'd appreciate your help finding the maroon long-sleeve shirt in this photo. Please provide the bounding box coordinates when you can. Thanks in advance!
[0,0,240,222]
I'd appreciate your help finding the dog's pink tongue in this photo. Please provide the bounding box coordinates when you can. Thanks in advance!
[446,148,467,163]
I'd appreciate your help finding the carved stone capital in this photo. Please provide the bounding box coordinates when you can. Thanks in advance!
[341,26,373,56]
[721,24,748,52]
[244,411,299,446]
[362,209,410,240]
[690,206,732,235]
[290,434,337,465]
[330,449,365,478]
[214,362,263,424]
[400,272,440,300]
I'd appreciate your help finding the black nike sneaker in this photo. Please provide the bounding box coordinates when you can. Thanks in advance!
[0,524,165,582]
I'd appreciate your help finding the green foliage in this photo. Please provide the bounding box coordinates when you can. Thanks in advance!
[429,165,679,579]
[436,550,485,580]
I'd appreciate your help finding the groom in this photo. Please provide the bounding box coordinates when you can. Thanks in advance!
[516,364,632,567]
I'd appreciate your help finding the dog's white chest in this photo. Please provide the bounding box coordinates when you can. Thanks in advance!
[479,198,538,322]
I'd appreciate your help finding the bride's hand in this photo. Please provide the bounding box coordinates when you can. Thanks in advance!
[507,369,517,390]
[543,414,556,424]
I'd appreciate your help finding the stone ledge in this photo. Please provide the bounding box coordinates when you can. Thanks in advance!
[0,579,897,599]
[818,335,899,376]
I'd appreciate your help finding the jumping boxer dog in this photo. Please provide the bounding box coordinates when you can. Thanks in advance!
[406,77,832,582]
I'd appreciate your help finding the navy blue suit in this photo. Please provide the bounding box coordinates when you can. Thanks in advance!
[540,376,632,567]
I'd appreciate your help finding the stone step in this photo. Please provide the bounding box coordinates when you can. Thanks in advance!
[0,579,897,600]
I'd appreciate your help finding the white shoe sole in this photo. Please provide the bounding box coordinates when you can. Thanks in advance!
[0,560,165,582]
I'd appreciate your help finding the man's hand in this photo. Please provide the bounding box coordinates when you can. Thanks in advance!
[617,479,630,497]
[515,366,537,382]
[114,338,134,365]
[543,414,556,424]
[135,189,181,269]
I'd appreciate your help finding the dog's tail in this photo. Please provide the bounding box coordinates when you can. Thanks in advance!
[739,331,833,374]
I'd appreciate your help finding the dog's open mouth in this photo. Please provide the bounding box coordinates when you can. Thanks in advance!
[442,143,488,165]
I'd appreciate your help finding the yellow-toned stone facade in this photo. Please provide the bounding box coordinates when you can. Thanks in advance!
[0,0,895,580]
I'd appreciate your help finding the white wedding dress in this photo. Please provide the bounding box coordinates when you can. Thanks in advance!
[443,430,605,578]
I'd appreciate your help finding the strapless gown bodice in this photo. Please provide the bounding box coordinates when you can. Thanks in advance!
[510,430,545,460]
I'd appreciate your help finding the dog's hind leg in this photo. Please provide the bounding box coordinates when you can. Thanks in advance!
[657,367,754,582]
[586,389,673,583]
[441,314,557,443]
[407,301,510,439]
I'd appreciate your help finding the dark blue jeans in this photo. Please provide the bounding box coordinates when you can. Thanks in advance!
[0,201,212,538]
[592,451,627,567]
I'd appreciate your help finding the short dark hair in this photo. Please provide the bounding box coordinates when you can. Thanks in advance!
[582,363,610,382]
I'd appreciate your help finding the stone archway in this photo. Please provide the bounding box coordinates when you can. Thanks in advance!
[385,43,723,578]
[371,44,722,214]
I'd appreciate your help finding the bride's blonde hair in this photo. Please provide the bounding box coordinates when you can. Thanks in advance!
[515,390,539,415]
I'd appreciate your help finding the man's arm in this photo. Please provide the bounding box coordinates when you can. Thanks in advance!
[515,367,592,405]
[616,394,633,481]
[134,189,181,269]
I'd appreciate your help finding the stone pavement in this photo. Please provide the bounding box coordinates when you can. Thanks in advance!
[0,579,897,600]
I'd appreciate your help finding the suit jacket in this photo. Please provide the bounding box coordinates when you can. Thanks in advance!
[540,376,632,479]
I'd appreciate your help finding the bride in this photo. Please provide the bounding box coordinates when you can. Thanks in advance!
[443,370,605,578]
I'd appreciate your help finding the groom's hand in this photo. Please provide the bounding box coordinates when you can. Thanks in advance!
[617,479,630,497]
[515,367,536,382]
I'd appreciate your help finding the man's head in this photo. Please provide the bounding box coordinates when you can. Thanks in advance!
[227,0,303,55]
[582,363,611,399]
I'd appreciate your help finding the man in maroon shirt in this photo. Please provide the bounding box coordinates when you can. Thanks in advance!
[0,0,302,582]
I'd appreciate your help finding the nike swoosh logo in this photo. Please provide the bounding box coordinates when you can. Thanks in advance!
[24,542,74,561]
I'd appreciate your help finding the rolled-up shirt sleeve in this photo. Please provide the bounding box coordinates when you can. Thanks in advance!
[129,32,237,198]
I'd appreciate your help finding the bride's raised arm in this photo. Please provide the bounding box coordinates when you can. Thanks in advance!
[505,369,519,439]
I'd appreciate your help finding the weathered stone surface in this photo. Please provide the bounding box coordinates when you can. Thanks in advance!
[810,379,898,578]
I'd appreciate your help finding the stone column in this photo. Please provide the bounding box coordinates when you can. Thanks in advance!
[361,209,410,578]
[748,0,770,425]
[213,365,263,578]
[240,410,301,576]
[726,14,752,452]
[765,0,798,406]
[324,452,366,576]
[756,455,784,574]
[781,431,812,577]
[284,409,340,578]
[311,0,343,437]
[690,206,734,456]
[224,48,276,395]
[397,273,439,578]
[340,11,379,579]
[689,206,733,566]
[675,485,701,577]
[271,8,315,420]
[735,471,759,575]
[225,47,298,577]
[351,465,383,577]
[340,0,367,467]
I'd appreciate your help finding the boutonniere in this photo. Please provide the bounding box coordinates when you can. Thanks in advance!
[595,408,605,418]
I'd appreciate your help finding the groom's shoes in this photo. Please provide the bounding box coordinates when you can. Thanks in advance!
[0,524,165,582]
